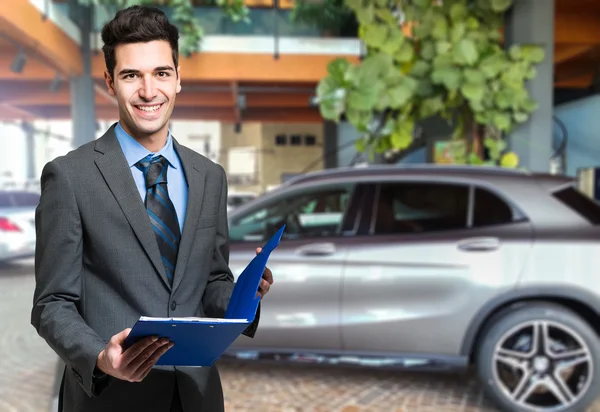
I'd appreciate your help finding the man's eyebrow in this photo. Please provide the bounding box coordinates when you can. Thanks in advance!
[118,68,139,76]
[154,66,175,72]
[117,66,175,76]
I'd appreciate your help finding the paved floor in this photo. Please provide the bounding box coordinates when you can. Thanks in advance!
[0,260,597,412]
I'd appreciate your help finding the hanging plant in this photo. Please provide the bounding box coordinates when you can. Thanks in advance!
[314,0,545,167]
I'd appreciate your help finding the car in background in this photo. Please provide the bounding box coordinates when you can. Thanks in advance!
[50,165,600,412]
[0,190,39,264]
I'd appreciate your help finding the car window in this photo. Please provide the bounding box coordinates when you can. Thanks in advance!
[472,187,514,227]
[230,184,354,242]
[372,182,469,235]
[553,186,600,224]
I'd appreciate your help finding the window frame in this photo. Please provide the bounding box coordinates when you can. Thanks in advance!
[228,181,362,243]
[359,179,528,237]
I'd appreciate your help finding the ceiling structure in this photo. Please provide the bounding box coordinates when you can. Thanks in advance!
[0,0,599,123]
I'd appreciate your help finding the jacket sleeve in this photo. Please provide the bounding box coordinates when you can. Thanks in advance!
[31,160,111,397]
[202,165,260,338]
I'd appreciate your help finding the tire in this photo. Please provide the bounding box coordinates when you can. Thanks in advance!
[475,302,600,412]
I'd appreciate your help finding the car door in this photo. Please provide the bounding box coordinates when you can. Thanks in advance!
[341,179,533,357]
[227,181,364,353]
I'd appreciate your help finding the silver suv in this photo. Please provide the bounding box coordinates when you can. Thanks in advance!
[225,165,600,412]
[50,165,600,412]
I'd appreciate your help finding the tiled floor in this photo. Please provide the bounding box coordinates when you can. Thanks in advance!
[2,260,599,412]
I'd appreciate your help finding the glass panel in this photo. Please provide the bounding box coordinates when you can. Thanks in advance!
[373,182,469,235]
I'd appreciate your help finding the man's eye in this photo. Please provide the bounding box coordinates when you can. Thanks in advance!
[158,72,168,77]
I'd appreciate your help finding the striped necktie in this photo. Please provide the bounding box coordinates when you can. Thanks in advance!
[135,154,181,284]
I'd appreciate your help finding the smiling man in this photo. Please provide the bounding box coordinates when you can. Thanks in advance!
[31,5,273,412]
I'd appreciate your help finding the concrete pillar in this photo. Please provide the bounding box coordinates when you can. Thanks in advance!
[69,1,97,148]
[22,122,36,180]
[504,0,555,172]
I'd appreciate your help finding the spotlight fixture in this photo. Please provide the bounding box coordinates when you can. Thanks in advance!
[10,49,27,74]
[49,73,62,92]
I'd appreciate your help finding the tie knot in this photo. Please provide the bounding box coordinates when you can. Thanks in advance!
[135,155,169,188]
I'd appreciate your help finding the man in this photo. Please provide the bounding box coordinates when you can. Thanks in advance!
[31,5,273,412]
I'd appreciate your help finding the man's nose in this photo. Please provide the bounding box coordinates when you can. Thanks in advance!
[138,76,157,100]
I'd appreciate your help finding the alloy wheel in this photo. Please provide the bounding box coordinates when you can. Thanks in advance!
[492,320,593,411]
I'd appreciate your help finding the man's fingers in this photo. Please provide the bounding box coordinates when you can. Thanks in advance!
[131,342,174,382]
[126,338,169,373]
[255,247,262,255]
[120,335,160,366]
[262,267,273,284]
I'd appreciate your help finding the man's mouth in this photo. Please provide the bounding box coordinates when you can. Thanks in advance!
[135,104,163,113]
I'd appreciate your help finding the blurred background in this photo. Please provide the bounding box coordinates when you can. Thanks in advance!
[4,0,600,411]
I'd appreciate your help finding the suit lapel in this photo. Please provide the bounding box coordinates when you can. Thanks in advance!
[93,125,172,290]
[171,140,206,292]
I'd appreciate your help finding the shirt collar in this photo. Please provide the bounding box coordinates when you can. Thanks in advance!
[114,122,178,169]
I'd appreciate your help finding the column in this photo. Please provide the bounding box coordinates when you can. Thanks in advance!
[504,0,555,172]
[69,1,97,148]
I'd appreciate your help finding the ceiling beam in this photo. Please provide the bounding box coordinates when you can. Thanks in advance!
[92,52,361,83]
[16,105,322,122]
[555,12,600,44]
[554,45,594,64]
[0,0,82,77]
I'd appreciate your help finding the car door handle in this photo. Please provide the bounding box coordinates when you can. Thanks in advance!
[295,242,336,256]
[457,237,501,252]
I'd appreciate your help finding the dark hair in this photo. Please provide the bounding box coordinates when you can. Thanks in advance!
[101,5,179,80]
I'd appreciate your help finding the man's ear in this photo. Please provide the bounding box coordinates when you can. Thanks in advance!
[104,70,116,96]
[176,66,181,94]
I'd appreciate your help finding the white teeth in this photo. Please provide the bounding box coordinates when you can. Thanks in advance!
[137,105,161,112]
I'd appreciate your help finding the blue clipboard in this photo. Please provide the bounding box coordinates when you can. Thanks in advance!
[122,225,285,367]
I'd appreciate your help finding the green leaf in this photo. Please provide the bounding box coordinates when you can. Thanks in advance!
[395,42,415,63]
[431,14,449,40]
[463,68,486,84]
[432,66,463,90]
[453,38,479,65]
[410,60,431,77]
[390,118,415,149]
[413,0,432,9]
[514,112,529,123]
[522,45,545,63]
[363,24,389,48]
[387,81,417,108]
[420,41,436,61]
[493,112,512,131]
[327,58,351,82]
[380,28,405,55]
[346,109,372,132]
[355,4,374,24]
[479,53,506,78]
[451,22,467,43]
[450,4,468,22]
[490,0,513,12]
[436,41,452,55]
[419,96,444,118]
[461,82,485,102]
[355,138,367,152]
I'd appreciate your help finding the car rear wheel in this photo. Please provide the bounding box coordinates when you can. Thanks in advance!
[475,302,600,412]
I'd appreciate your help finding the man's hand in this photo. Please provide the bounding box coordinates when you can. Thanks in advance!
[256,247,274,298]
[96,328,173,383]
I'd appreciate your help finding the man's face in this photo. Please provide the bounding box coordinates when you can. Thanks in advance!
[104,40,181,140]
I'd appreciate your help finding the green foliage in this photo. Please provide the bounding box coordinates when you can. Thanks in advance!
[76,0,250,56]
[290,0,357,36]
[314,0,546,166]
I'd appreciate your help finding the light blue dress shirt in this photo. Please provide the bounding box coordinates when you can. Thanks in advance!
[114,122,188,232]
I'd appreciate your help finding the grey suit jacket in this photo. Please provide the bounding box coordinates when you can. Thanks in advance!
[31,125,259,412]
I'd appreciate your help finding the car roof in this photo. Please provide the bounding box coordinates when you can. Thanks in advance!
[282,164,572,187]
